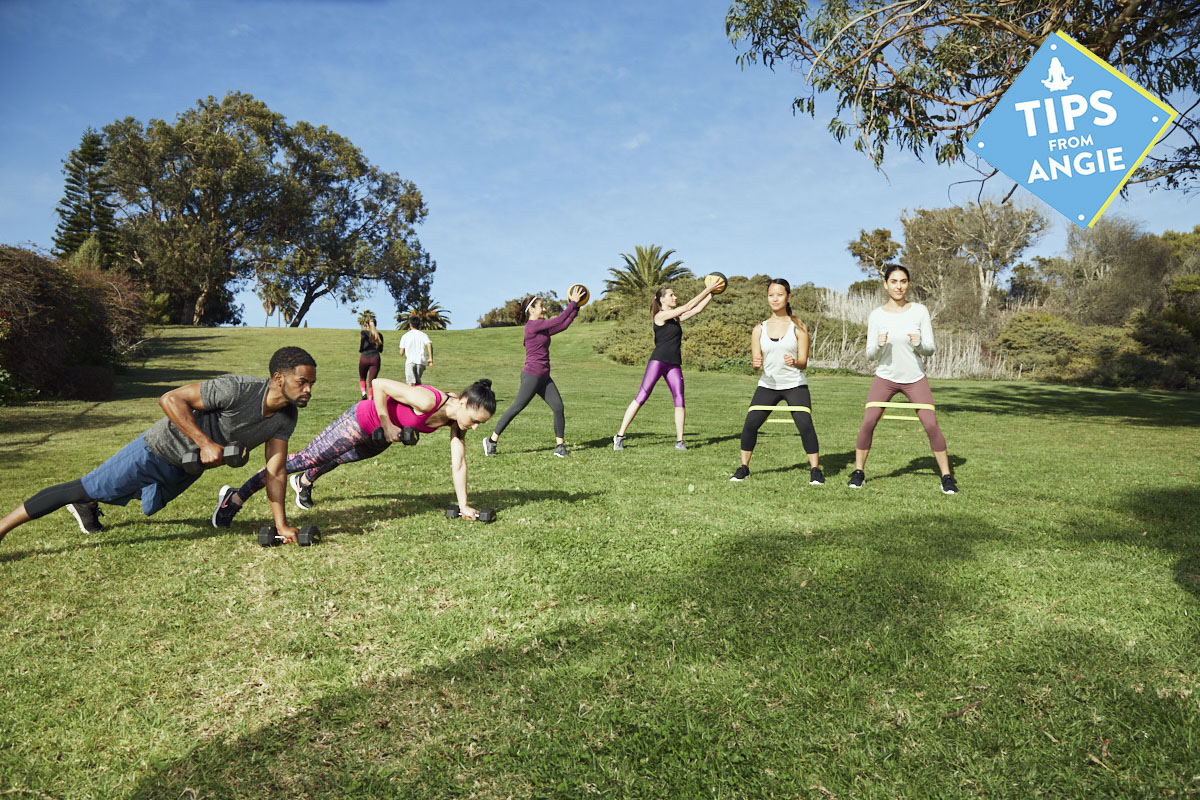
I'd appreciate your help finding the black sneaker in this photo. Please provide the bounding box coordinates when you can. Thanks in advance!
[810,467,825,486]
[730,465,750,482]
[847,469,865,489]
[67,501,104,534]
[612,434,625,451]
[361,392,368,400]
[289,472,313,510]
[483,437,497,456]
[212,485,241,528]
[554,444,569,458]
[941,474,958,495]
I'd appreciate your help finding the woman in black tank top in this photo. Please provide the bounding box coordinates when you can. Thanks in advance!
[612,279,724,451]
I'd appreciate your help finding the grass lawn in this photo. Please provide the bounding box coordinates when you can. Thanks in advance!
[1,323,1198,800]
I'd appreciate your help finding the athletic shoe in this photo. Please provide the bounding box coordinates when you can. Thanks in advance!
[212,485,240,529]
[554,444,569,458]
[810,467,825,486]
[483,437,497,456]
[67,501,104,534]
[289,472,314,510]
[675,441,687,451]
[941,474,958,495]
[612,434,625,451]
[847,469,865,489]
[361,392,367,400]
[730,465,750,482]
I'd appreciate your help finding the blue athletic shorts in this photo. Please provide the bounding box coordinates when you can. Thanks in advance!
[79,434,199,516]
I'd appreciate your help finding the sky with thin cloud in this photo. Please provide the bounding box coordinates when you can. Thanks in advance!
[1,0,1194,329]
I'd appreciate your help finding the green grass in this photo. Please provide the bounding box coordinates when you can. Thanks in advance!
[1,324,1198,799]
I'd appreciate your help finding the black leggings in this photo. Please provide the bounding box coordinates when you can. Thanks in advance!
[24,479,90,520]
[493,372,565,438]
[740,385,819,454]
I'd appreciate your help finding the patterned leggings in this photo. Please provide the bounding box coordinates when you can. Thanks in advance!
[235,404,389,500]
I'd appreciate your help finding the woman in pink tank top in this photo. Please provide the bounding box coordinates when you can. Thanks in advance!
[213,378,498,524]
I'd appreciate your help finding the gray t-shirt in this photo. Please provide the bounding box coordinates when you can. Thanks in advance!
[143,375,298,468]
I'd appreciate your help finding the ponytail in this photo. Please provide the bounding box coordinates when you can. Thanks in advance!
[460,378,497,414]
[367,318,382,348]
[651,286,669,319]
[514,295,536,325]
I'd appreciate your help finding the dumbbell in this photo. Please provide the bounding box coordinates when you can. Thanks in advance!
[257,524,320,547]
[181,441,249,475]
[371,426,419,446]
[445,505,497,523]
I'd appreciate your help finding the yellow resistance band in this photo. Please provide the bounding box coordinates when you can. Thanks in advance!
[749,405,811,423]
[865,401,934,421]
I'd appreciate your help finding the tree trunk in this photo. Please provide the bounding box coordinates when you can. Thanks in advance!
[192,283,213,325]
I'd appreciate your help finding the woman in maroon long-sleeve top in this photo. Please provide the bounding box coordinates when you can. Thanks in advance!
[483,285,586,458]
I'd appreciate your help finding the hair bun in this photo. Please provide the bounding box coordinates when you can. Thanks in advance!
[477,378,492,388]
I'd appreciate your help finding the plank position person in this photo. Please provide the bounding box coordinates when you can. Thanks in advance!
[849,265,957,494]
[0,346,317,545]
[212,378,497,523]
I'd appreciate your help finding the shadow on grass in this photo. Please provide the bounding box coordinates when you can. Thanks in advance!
[129,514,1021,799]
[0,407,147,445]
[932,383,1200,428]
[873,454,968,481]
[1066,486,1200,604]
[0,489,605,563]
[0,522,235,564]
[113,366,224,401]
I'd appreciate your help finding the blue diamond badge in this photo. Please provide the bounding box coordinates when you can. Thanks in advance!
[967,31,1176,228]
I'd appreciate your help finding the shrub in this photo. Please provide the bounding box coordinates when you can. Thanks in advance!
[478,291,565,327]
[0,245,149,402]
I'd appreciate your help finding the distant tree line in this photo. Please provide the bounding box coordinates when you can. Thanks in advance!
[1,91,441,402]
[49,91,435,328]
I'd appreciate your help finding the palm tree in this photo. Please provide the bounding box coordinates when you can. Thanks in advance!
[604,245,692,297]
[401,294,451,331]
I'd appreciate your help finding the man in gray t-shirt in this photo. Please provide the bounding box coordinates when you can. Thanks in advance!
[0,347,317,547]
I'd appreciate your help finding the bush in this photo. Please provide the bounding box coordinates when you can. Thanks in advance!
[994,310,1199,389]
[478,291,565,328]
[0,245,149,403]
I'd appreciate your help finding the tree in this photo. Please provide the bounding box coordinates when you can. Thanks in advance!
[254,121,430,327]
[404,294,451,331]
[726,1,1200,191]
[1056,216,1173,325]
[105,93,286,325]
[955,201,1048,314]
[847,228,900,280]
[53,128,119,267]
[900,201,1045,318]
[604,245,692,297]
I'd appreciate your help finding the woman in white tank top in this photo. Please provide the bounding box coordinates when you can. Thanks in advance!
[729,278,823,484]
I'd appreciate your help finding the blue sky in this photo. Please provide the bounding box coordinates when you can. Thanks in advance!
[1,0,1195,329]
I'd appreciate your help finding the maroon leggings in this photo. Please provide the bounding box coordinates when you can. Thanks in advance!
[856,375,947,451]
[358,355,381,386]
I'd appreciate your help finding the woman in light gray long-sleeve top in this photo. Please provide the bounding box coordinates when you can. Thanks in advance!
[848,265,957,494]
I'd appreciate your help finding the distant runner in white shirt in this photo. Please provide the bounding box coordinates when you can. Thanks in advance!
[398,322,434,385]
[848,265,957,495]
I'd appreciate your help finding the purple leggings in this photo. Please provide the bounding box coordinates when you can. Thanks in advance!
[235,404,388,500]
[855,375,947,451]
[634,359,685,407]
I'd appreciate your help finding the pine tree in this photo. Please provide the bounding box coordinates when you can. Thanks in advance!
[53,128,119,266]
